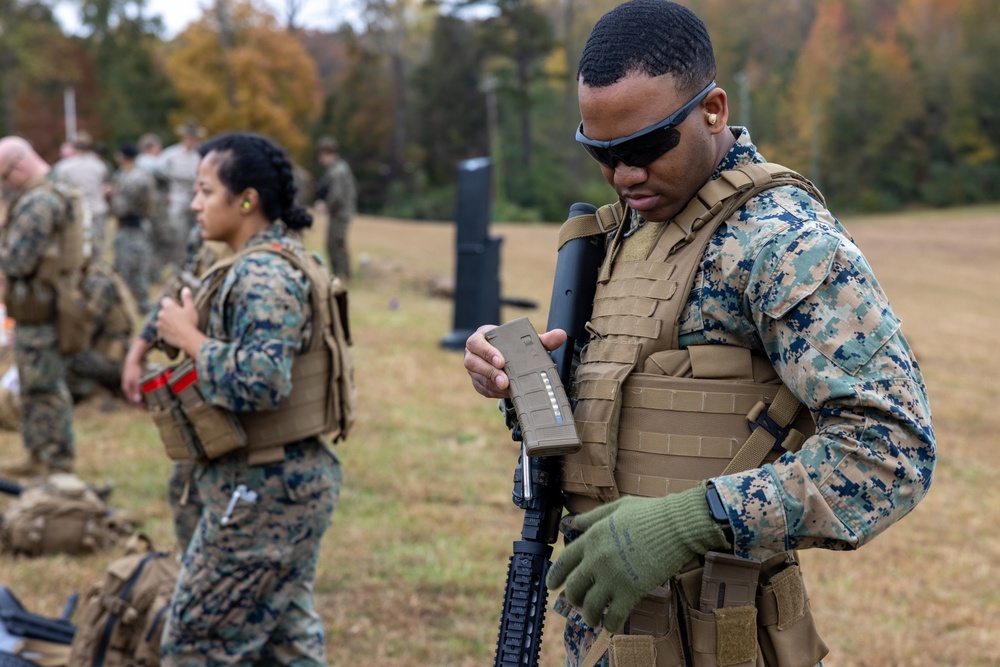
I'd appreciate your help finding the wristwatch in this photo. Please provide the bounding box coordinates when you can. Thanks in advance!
[705,484,735,545]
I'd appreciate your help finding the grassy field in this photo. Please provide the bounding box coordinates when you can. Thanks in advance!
[1,205,998,666]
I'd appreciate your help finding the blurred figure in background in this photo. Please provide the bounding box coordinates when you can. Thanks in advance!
[155,119,205,279]
[314,135,356,280]
[0,136,80,476]
[109,142,154,313]
[53,131,109,259]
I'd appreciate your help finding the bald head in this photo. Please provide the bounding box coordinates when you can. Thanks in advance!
[0,136,49,189]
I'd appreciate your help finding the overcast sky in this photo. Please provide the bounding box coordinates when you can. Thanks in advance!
[55,0,358,39]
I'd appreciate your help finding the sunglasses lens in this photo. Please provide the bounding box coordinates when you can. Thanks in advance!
[582,143,616,168]
[619,128,682,167]
[581,127,682,168]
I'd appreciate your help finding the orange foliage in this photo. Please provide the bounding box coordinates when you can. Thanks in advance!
[163,0,321,162]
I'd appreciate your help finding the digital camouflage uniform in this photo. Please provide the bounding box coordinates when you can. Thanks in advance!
[137,152,169,283]
[53,151,109,259]
[160,223,341,666]
[154,143,200,277]
[0,177,76,471]
[140,226,229,552]
[317,157,356,279]
[110,163,154,313]
[556,129,935,665]
[66,261,136,402]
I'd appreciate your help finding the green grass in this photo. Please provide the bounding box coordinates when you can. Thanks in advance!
[2,206,999,666]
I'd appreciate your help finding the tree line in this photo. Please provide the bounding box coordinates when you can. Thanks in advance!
[1,0,997,221]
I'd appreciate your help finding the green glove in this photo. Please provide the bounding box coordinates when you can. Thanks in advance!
[545,482,729,632]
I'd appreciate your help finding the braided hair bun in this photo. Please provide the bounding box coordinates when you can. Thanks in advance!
[197,132,314,230]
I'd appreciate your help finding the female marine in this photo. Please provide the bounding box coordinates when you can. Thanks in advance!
[155,132,342,666]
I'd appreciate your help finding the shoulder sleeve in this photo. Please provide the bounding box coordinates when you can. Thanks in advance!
[195,251,311,412]
[0,189,62,277]
[711,221,935,557]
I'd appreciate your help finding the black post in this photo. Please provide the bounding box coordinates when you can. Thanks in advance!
[441,157,502,350]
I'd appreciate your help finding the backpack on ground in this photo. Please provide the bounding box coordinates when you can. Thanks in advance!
[68,536,179,667]
[0,474,132,557]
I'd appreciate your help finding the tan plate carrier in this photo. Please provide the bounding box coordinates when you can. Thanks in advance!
[559,164,829,667]
[172,242,354,465]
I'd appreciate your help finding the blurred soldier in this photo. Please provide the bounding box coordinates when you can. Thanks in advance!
[66,259,137,404]
[315,135,357,279]
[137,133,169,282]
[53,131,110,259]
[109,142,154,313]
[155,119,205,279]
[0,136,79,476]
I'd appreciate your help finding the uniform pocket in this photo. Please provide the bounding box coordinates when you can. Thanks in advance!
[150,407,201,460]
[756,563,828,667]
[172,557,278,640]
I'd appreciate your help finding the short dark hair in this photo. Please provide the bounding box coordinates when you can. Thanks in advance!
[578,0,716,94]
[117,143,138,159]
[198,132,313,231]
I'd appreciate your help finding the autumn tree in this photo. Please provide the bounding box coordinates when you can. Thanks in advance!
[0,0,94,158]
[163,0,321,161]
[410,14,488,187]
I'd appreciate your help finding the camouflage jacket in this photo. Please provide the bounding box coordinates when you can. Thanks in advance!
[193,223,314,412]
[318,158,356,220]
[138,227,229,345]
[110,166,154,221]
[663,129,936,557]
[0,177,66,279]
[53,152,109,218]
[158,143,199,211]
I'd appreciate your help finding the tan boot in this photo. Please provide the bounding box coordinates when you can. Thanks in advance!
[0,452,47,478]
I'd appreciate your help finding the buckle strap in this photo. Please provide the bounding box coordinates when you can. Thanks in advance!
[723,385,805,476]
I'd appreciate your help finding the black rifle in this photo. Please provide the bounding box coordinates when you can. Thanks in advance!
[493,202,606,667]
[0,479,24,497]
[0,587,77,647]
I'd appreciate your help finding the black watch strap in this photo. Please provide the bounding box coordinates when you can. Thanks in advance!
[705,484,735,544]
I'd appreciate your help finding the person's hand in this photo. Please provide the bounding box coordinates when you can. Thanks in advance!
[121,338,152,405]
[464,324,567,399]
[156,287,204,357]
[545,482,729,632]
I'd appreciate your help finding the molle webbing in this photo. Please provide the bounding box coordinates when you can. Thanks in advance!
[195,244,345,463]
[557,200,626,250]
[35,183,87,285]
[561,163,820,504]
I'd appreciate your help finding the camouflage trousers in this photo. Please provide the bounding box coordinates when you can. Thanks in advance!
[325,214,351,280]
[13,324,74,470]
[161,439,341,666]
[113,223,152,313]
[168,459,203,553]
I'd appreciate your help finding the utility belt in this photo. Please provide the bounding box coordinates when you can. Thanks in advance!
[570,551,827,667]
[118,214,143,228]
[4,279,56,324]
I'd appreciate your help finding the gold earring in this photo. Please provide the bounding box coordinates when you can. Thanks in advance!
[242,201,251,209]
[707,113,718,126]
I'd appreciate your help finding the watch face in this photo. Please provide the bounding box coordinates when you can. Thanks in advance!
[706,487,728,522]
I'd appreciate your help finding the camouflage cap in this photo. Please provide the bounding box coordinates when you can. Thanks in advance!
[316,135,339,153]
[72,131,95,151]
[138,133,162,151]
[175,118,207,139]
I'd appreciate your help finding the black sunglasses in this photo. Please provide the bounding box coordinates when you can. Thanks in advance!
[576,81,717,168]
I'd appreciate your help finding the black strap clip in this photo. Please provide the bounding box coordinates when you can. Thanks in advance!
[748,406,793,451]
